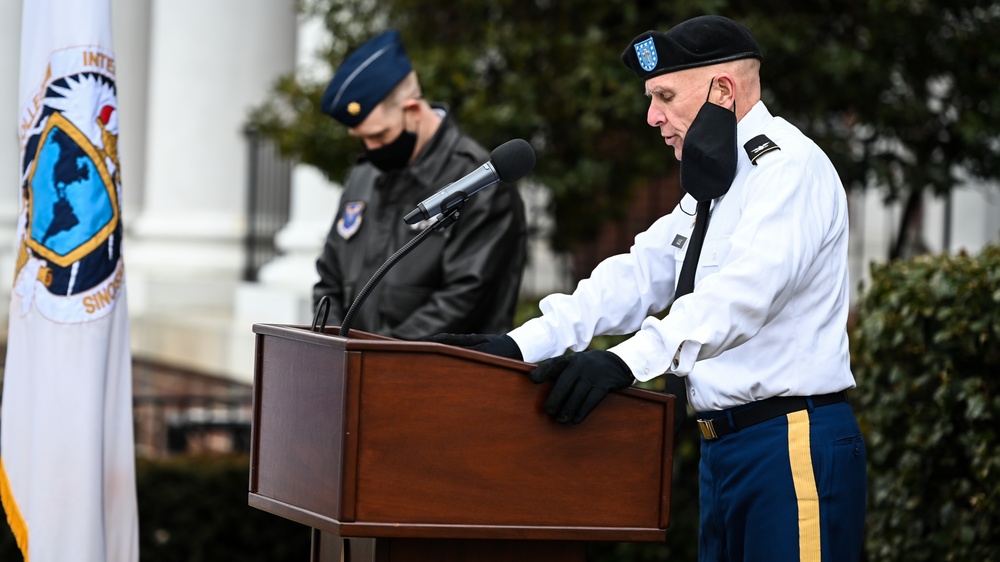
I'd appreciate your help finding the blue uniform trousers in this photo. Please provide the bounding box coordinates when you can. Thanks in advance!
[697,400,867,561]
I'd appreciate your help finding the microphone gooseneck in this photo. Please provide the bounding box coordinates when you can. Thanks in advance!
[338,208,462,337]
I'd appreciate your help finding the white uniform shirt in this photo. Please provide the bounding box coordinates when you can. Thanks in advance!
[509,101,855,412]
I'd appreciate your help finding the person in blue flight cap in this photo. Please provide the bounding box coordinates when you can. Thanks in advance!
[314,29,527,339]
[428,15,866,562]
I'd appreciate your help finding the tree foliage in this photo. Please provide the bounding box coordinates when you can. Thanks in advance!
[250,0,1000,251]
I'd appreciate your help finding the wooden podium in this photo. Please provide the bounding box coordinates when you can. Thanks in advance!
[248,324,675,561]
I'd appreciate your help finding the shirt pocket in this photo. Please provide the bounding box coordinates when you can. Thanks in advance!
[699,235,732,268]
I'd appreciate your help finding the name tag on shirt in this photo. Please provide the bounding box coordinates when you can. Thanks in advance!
[672,234,688,249]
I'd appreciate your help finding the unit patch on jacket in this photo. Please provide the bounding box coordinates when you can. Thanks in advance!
[337,201,365,239]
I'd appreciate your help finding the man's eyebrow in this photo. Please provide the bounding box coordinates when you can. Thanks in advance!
[645,86,672,97]
[363,126,391,139]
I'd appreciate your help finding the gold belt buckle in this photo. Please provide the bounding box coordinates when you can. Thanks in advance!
[698,418,718,440]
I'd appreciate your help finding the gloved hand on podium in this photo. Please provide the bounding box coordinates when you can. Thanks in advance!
[422,333,523,361]
[528,350,635,424]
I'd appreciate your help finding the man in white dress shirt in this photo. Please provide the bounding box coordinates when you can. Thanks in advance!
[428,14,866,562]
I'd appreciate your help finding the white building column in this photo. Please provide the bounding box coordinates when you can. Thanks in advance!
[849,190,898,301]
[127,0,297,380]
[229,12,342,376]
[235,166,339,325]
[948,182,1000,254]
[0,1,23,325]
[235,11,339,325]
[111,0,152,221]
[848,181,1000,304]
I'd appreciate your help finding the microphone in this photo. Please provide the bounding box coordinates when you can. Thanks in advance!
[404,138,535,225]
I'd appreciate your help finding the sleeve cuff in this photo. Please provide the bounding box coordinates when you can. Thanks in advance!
[609,329,703,382]
[508,320,559,364]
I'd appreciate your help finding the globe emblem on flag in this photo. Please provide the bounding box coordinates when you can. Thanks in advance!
[27,110,118,282]
[17,56,125,322]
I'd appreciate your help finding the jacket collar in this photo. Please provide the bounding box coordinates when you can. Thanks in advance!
[405,104,461,190]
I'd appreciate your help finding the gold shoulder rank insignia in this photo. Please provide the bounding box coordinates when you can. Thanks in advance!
[744,134,780,165]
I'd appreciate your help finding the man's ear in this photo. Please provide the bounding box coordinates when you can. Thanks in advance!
[714,73,737,105]
[401,97,422,115]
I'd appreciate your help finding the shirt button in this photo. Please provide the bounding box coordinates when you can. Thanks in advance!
[643,368,650,375]
[691,389,696,396]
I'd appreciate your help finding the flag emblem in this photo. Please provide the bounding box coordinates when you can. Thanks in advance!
[17,47,124,323]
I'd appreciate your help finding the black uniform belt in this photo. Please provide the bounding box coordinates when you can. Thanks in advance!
[696,391,849,440]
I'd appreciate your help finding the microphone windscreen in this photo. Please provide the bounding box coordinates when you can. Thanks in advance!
[490,139,536,182]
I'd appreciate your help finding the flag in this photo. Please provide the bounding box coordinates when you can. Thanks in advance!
[1,0,139,560]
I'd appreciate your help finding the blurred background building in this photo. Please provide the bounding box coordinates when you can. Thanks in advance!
[0,0,997,456]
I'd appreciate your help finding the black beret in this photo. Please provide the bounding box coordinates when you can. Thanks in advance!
[321,30,413,127]
[621,15,762,80]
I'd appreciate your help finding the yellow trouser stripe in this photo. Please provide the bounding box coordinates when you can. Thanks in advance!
[0,457,29,561]
[788,410,821,562]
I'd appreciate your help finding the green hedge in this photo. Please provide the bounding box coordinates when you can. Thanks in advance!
[0,455,310,561]
[135,455,310,561]
[851,244,1000,561]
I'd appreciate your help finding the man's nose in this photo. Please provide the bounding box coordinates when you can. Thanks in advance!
[647,103,665,128]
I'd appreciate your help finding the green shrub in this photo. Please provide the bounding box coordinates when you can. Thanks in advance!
[136,455,309,562]
[851,244,1000,561]
[0,455,309,561]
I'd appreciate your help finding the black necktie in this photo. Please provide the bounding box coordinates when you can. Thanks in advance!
[663,199,711,439]
[675,200,711,297]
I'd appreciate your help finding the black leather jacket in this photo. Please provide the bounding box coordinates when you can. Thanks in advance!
[313,110,527,340]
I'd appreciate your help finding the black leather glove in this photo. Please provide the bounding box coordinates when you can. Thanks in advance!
[422,333,523,361]
[529,350,635,424]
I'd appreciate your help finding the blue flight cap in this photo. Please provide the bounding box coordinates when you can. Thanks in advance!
[321,30,413,127]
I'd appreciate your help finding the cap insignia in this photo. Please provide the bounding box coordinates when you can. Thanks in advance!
[347,102,361,116]
[634,37,658,72]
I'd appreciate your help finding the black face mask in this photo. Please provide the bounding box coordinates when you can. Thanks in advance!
[680,79,738,202]
[363,114,417,172]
